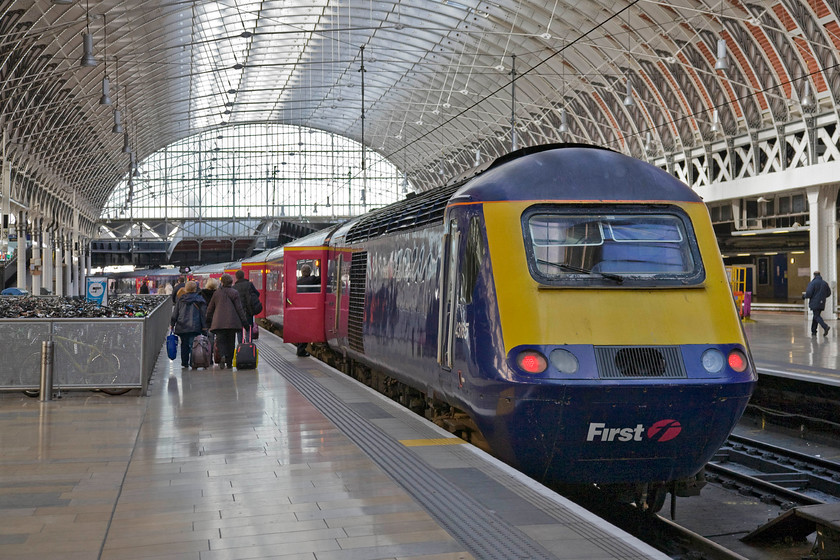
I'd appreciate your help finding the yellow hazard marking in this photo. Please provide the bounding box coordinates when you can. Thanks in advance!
[399,438,467,447]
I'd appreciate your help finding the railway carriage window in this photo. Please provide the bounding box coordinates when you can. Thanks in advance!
[296,260,321,293]
[524,207,704,287]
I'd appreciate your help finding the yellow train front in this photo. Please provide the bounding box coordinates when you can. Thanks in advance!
[280,144,756,507]
[435,145,756,498]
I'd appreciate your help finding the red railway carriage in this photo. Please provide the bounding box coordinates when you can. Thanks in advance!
[278,230,332,345]
[239,249,274,319]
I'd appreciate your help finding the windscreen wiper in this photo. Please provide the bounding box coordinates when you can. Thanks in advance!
[537,259,624,284]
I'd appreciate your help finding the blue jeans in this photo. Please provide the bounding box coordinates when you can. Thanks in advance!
[178,332,198,367]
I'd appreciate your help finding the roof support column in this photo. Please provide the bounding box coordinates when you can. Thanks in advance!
[32,217,41,295]
[807,185,839,318]
[54,230,63,297]
[16,211,26,292]
[1,130,9,264]
[43,224,53,295]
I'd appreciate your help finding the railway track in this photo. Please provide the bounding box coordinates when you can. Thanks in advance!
[707,434,840,506]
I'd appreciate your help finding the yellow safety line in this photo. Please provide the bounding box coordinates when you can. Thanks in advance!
[399,438,467,447]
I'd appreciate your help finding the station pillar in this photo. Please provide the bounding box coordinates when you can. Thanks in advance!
[807,185,839,319]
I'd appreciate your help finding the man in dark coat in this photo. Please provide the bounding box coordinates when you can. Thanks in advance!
[233,269,261,343]
[172,276,186,303]
[805,271,832,336]
[206,273,249,369]
[170,281,208,368]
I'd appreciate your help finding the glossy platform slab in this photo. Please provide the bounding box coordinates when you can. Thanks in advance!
[0,333,668,560]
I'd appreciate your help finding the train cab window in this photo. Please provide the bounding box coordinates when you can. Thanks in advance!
[296,260,322,293]
[524,206,704,287]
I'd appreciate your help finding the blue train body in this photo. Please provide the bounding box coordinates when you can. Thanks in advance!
[270,144,756,504]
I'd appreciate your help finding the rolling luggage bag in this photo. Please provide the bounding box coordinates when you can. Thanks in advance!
[191,334,212,369]
[235,327,258,369]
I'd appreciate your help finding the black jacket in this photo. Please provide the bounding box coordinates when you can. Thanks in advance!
[170,292,208,335]
[233,278,261,322]
[805,275,832,311]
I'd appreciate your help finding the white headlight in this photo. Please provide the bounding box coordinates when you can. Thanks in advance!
[701,348,725,373]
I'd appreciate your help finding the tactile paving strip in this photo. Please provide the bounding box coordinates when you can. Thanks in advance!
[260,346,559,560]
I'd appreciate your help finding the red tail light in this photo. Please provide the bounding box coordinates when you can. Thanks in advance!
[517,351,547,374]
[727,350,748,372]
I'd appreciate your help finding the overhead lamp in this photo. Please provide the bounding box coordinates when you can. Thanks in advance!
[325,197,331,208]
[122,131,131,153]
[80,0,96,67]
[801,80,813,108]
[623,78,634,107]
[474,148,481,167]
[714,38,728,70]
[645,131,652,152]
[100,76,111,105]
[559,108,568,133]
[112,108,123,133]
[711,109,720,133]
[99,16,110,104]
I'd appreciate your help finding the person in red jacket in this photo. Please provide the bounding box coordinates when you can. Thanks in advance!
[205,274,249,369]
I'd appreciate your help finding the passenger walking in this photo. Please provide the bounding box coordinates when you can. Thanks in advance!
[805,271,832,336]
[233,269,262,344]
[170,281,208,368]
[205,273,249,369]
[199,278,219,359]
[172,276,186,303]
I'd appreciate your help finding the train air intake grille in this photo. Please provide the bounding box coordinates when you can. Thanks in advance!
[594,346,686,379]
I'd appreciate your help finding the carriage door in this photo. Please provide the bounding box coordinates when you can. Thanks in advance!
[437,221,460,369]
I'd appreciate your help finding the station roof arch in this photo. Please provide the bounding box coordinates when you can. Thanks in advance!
[0,0,836,234]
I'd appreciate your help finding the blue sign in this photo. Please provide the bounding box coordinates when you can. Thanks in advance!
[86,277,108,306]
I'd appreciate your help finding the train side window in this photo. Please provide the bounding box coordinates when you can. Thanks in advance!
[297,260,321,293]
[461,216,484,304]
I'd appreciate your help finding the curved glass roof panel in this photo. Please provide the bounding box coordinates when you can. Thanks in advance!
[102,123,407,221]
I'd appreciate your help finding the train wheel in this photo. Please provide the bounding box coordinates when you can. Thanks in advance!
[646,484,668,513]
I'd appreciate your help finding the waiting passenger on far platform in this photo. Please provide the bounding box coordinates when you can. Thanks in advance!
[805,271,832,336]
[205,273,249,369]
[170,281,208,368]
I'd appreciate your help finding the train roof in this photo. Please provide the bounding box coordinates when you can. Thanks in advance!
[190,261,237,274]
[282,226,334,249]
[241,248,274,264]
[340,144,701,244]
[455,144,703,204]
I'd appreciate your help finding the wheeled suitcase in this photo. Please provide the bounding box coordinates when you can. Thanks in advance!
[235,327,258,369]
[191,334,212,369]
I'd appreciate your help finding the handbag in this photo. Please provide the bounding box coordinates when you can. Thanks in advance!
[251,322,259,340]
[166,329,178,361]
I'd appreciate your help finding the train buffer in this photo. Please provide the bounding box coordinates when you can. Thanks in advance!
[742,503,840,559]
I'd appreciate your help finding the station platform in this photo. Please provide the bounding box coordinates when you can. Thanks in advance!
[0,332,668,560]
[743,310,840,386]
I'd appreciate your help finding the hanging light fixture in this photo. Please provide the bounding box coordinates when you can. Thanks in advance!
[99,15,111,105]
[801,80,813,108]
[122,131,131,153]
[112,58,123,133]
[80,0,96,67]
[645,131,652,152]
[559,108,569,133]
[474,148,481,167]
[711,109,720,132]
[715,38,728,70]
[623,76,635,107]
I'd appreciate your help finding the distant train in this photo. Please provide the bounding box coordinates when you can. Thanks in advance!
[252,144,756,511]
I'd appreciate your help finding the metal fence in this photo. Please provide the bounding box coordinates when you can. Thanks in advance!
[0,298,172,394]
